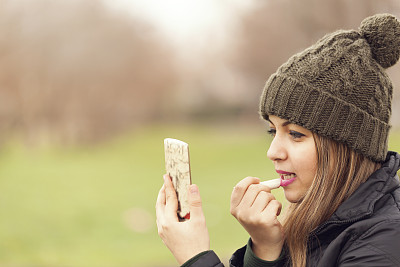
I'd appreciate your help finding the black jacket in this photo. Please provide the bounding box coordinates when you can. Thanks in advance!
[183,152,400,267]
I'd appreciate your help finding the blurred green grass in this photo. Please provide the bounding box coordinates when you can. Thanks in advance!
[0,124,399,266]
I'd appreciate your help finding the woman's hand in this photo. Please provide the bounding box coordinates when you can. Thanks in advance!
[230,177,284,261]
[156,175,210,265]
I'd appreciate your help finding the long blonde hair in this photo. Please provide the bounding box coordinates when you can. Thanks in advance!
[282,133,381,267]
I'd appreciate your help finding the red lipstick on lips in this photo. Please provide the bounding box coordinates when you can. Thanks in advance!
[276,170,297,187]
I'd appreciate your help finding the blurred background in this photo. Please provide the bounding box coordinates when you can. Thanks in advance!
[0,0,399,266]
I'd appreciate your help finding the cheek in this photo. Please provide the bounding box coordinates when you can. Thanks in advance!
[306,151,318,175]
[295,146,317,182]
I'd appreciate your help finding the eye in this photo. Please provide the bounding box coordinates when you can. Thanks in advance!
[267,128,276,137]
[289,130,305,139]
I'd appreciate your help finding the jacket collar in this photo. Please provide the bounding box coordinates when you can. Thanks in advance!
[332,151,400,221]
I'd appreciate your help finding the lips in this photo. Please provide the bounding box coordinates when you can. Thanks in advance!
[276,170,297,187]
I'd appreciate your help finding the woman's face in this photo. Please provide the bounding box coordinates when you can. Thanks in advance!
[267,115,317,203]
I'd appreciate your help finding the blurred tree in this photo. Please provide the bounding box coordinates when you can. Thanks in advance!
[0,0,178,144]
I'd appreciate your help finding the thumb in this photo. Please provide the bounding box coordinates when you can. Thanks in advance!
[188,184,204,219]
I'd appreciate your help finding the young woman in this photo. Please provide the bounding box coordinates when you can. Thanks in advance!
[156,13,400,267]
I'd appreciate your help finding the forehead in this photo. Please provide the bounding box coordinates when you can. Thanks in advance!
[267,115,291,126]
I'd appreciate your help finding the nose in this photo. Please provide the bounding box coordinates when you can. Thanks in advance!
[267,135,287,161]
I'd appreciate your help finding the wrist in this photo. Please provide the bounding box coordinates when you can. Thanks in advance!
[251,239,283,261]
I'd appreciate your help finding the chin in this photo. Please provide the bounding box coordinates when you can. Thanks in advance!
[283,189,303,203]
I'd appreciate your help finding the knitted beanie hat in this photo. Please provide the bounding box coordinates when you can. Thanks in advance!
[260,13,400,162]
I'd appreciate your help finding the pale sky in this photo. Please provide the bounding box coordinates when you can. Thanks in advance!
[103,0,255,47]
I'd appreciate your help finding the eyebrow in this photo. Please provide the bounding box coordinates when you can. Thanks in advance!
[267,119,292,127]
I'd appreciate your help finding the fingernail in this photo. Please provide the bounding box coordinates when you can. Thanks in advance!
[190,185,199,195]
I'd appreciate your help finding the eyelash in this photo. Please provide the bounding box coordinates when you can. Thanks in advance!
[290,131,305,139]
[267,129,276,137]
[267,129,305,139]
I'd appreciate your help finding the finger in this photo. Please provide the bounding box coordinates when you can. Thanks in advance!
[251,191,275,212]
[239,183,270,208]
[156,182,166,206]
[231,177,260,208]
[188,184,204,221]
[262,199,282,217]
[156,184,166,220]
[163,174,179,222]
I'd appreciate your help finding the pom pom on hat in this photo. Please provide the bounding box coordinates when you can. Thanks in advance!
[360,13,400,68]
